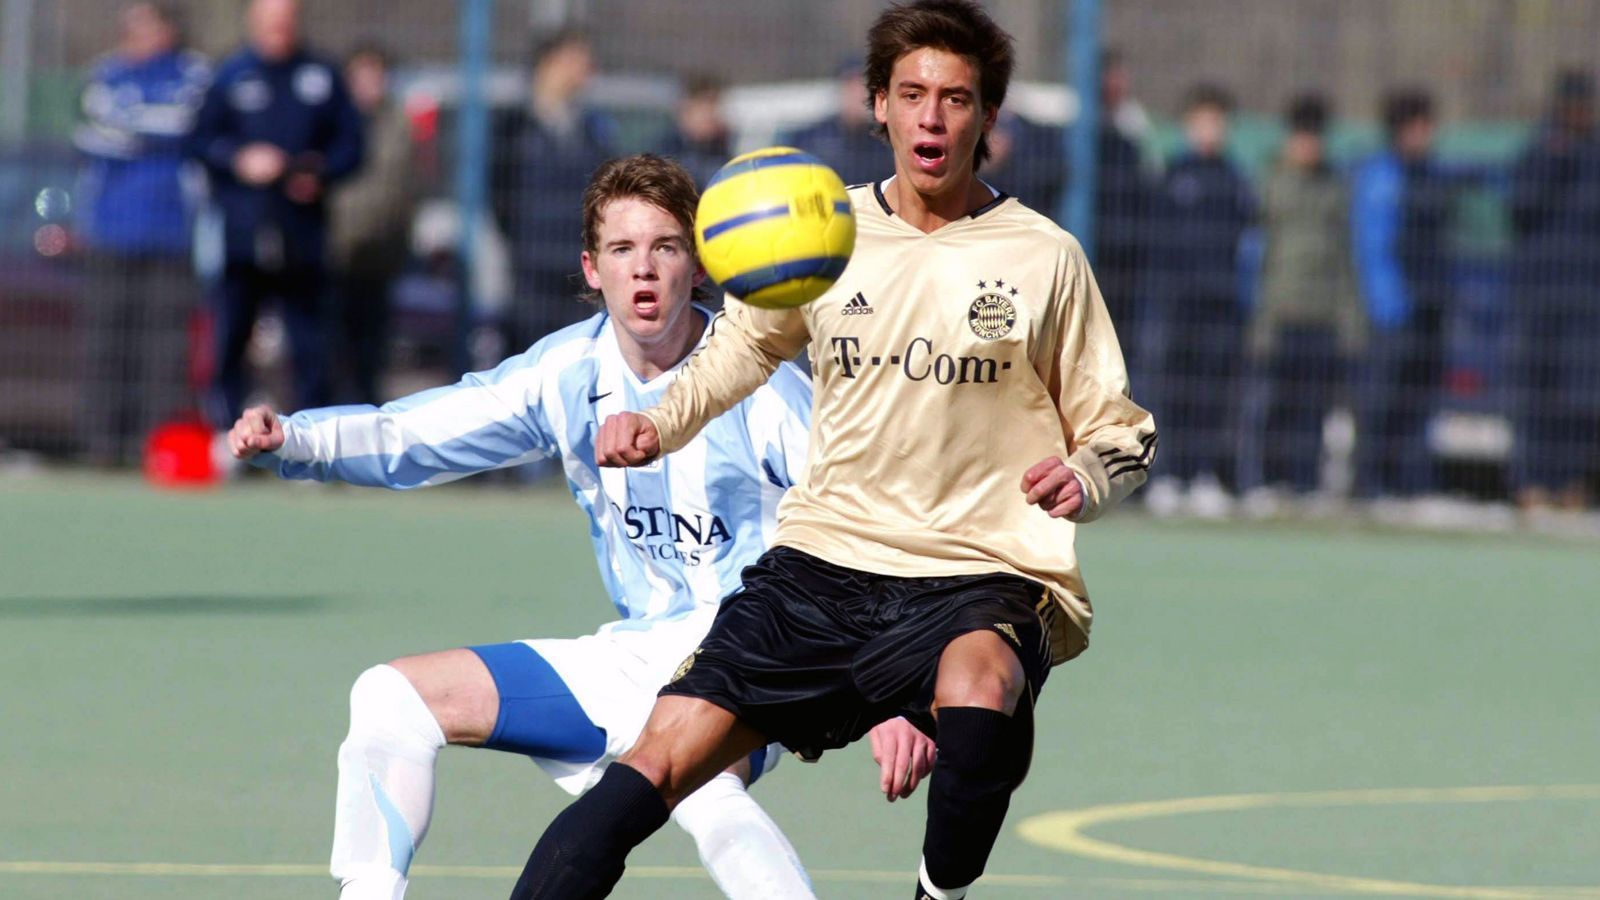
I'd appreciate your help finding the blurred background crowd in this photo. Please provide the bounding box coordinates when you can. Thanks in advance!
[2,0,1599,528]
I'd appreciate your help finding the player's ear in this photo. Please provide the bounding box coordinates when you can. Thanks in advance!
[580,250,603,291]
[873,89,888,125]
[981,102,999,137]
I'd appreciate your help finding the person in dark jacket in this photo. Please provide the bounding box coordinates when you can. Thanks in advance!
[493,28,616,351]
[1240,94,1363,500]
[656,72,732,189]
[1142,83,1256,516]
[74,1,210,466]
[1508,71,1600,512]
[1349,89,1452,499]
[1095,49,1151,380]
[328,42,415,405]
[784,57,888,187]
[186,0,363,427]
[979,109,1065,216]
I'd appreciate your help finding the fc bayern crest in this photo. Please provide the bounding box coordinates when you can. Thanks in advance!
[671,648,701,683]
[967,286,1017,340]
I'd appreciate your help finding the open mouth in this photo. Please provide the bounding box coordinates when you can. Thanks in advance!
[632,290,660,317]
[912,142,947,168]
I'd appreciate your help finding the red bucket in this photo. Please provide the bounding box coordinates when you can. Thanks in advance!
[143,419,220,488]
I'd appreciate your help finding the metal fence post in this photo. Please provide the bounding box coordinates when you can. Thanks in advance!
[454,0,492,376]
[0,0,35,141]
[1061,0,1102,260]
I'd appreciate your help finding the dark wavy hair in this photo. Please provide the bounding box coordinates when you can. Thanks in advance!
[863,0,1015,169]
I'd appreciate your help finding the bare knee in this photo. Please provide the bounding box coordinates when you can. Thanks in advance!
[616,741,670,792]
[722,754,754,786]
[617,697,761,807]
[615,718,696,803]
[387,649,499,746]
[933,631,1026,715]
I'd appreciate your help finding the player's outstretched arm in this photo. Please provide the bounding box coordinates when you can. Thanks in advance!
[595,411,661,467]
[228,405,285,459]
[867,717,937,802]
[254,351,557,489]
[647,300,810,457]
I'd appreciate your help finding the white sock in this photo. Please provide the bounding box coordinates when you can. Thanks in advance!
[918,857,970,899]
[670,771,815,899]
[330,665,447,900]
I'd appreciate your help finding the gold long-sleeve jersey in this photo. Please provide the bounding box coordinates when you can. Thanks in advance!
[647,182,1156,664]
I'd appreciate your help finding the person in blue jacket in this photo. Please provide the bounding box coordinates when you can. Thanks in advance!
[1507,71,1600,512]
[784,57,889,188]
[1142,83,1256,514]
[74,1,209,466]
[186,0,363,427]
[1349,89,1453,499]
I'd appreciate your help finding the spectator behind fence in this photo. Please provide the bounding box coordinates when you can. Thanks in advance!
[1240,94,1363,504]
[1350,89,1453,500]
[493,28,616,351]
[329,42,416,405]
[186,0,363,427]
[785,57,888,186]
[1143,83,1256,518]
[980,110,1064,217]
[656,72,732,188]
[1508,70,1600,512]
[1095,49,1152,382]
[73,1,209,466]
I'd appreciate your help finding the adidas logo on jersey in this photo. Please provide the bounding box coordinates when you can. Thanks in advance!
[841,292,874,315]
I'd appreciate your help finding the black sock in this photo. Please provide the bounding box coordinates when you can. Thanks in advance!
[509,763,670,900]
[920,705,1030,893]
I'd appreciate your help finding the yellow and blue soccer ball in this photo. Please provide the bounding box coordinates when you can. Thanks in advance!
[695,147,856,309]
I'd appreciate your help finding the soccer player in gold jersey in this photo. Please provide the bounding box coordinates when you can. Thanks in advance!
[509,2,1156,898]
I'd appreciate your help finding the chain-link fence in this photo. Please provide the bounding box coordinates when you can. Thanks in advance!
[2,0,1597,522]
[1105,1,1600,521]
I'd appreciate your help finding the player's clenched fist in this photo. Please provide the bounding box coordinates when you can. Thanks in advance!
[594,412,661,467]
[1021,456,1084,519]
[228,404,285,460]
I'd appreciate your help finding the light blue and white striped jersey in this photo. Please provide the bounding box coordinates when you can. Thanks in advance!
[268,305,811,629]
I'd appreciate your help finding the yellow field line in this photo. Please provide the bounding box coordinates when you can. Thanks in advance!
[0,859,1361,894]
[8,786,1599,897]
[1018,783,1600,900]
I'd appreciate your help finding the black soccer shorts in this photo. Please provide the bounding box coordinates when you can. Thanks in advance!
[659,546,1055,758]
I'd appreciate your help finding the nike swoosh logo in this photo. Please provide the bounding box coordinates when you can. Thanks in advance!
[588,392,613,403]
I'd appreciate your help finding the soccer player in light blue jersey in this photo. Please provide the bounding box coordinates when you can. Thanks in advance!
[228,155,934,900]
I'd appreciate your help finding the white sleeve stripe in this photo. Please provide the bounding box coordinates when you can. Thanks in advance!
[281,354,570,466]
[288,382,534,463]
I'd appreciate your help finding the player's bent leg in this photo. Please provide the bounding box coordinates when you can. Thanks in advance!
[458,642,607,762]
[509,695,768,900]
[389,648,501,744]
[332,649,512,899]
[931,630,1027,716]
[331,662,453,900]
[671,746,814,899]
[622,694,769,804]
[919,630,1034,900]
